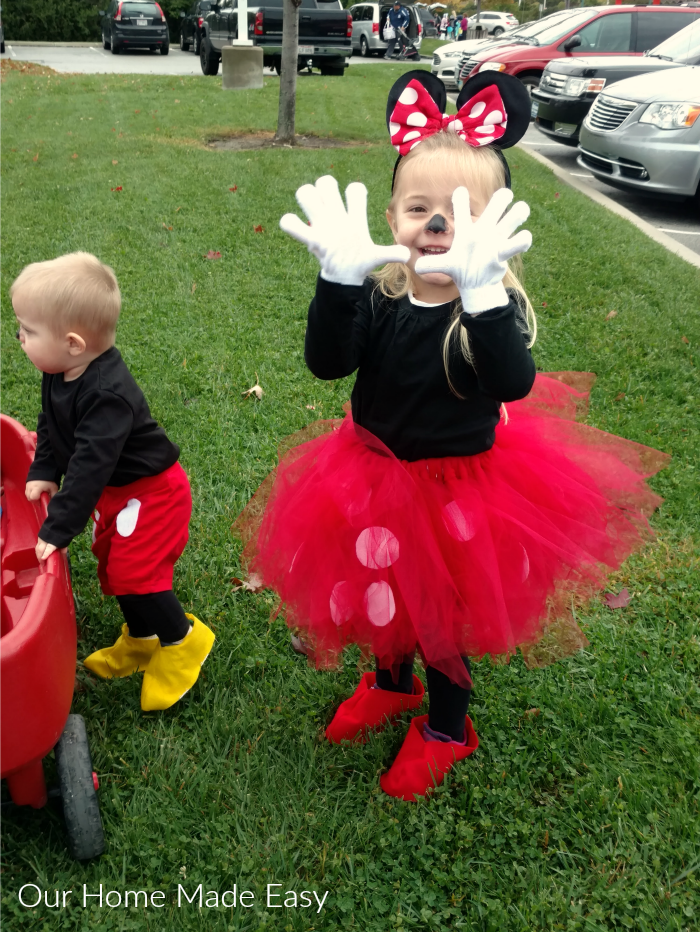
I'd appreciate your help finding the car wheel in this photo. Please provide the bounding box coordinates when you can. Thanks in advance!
[519,74,541,104]
[194,34,200,55]
[102,31,110,50]
[180,33,190,52]
[360,36,370,58]
[111,38,121,55]
[200,36,220,75]
[161,42,169,55]
[493,27,504,37]
[54,715,105,861]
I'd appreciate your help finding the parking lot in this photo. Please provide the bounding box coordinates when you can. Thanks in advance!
[4,43,699,257]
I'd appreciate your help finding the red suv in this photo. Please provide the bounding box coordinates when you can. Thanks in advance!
[458,6,698,102]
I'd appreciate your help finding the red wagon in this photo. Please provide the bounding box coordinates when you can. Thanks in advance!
[1,413,104,859]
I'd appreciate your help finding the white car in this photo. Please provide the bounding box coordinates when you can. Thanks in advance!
[432,38,497,88]
[470,11,519,37]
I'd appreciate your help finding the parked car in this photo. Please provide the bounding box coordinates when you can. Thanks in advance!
[578,65,700,204]
[349,2,422,58]
[100,0,170,55]
[468,11,519,38]
[415,4,437,39]
[458,5,699,100]
[200,0,351,77]
[532,15,700,145]
[434,11,575,89]
[179,0,213,53]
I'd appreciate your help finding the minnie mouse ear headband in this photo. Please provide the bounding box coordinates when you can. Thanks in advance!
[386,70,531,191]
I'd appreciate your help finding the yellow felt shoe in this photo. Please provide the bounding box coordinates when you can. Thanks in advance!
[140,615,215,712]
[83,625,159,679]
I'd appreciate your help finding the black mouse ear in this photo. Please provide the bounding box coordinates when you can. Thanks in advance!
[386,70,447,134]
[456,72,530,149]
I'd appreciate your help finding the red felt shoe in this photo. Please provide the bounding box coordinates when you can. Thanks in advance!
[325,672,425,744]
[380,714,479,801]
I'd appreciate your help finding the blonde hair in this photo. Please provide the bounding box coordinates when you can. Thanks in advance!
[374,133,537,397]
[10,252,121,351]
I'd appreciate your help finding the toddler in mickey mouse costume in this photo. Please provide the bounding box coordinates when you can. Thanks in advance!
[236,72,669,801]
[12,252,215,712]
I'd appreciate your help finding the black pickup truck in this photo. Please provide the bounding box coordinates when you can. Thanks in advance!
[200,0,352,77]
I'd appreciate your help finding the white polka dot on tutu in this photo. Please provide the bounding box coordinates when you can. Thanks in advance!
[468,101,486,119]
[364,581,396,627]
[520,545,530,583]
[442,501,476,543]
[330,581,353,626]
[116,498,141,537]
[406,111,428,128]
[356,527,400,569]
[399,86,419,106]
[389,121,400,136]
[403,130,421,144]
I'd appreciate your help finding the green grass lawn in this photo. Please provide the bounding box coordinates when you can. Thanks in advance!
[2,62,699,932]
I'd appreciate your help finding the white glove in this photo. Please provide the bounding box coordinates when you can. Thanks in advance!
[414,187,532,315]
[280,175,410,287]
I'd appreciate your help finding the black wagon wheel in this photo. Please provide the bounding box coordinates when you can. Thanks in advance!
[54,715,105,860]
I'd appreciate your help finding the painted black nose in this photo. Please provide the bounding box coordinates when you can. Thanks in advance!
[424,214,447,234]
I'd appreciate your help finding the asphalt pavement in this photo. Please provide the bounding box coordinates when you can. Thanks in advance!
[4,44,698,257]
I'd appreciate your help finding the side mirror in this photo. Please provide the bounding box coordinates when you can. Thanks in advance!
[563,34,582,52]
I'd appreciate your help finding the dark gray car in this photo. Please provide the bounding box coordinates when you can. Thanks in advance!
[100,0,170,55]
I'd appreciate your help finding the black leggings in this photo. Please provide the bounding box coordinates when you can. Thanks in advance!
[116,591,190,645]
[375,655,472,742]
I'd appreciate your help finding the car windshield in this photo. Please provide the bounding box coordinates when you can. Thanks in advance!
[525,8,600,46]
[122,2,160,14]
[504,11,580,42]
[649,18,700,63]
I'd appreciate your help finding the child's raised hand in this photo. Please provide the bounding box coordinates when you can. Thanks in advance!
[280,175,410,287]
[25,480,59,501]
[414,187,532,315]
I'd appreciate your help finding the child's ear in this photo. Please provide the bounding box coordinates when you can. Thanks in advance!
[66,332,87,356]
[386,208,397,240]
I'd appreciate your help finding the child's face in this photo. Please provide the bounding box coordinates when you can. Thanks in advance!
[388,158,488,291]
[14,298,85,375]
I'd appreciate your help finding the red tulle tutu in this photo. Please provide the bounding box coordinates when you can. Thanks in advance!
[235,374,669,688]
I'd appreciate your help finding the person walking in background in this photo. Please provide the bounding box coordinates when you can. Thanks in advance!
[440,12,449,38]
[459,13,469,40]
[384,0,411,59]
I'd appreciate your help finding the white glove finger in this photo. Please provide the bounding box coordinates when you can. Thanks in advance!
[280,213,319,249]
[478,187,514,230]
[295,184,326,227]
[345,183,371,239]
[498,229,532,263]
[372,245,411,266]
[415,253,453,276]
[315,175,346,217]
[450,187,474,249]
[497,201,530,241]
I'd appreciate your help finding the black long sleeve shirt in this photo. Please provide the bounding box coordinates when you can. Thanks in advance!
[27,346,180,549]
[305,276,536,462]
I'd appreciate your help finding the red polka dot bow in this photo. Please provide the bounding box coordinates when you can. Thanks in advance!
[389,78,508,156]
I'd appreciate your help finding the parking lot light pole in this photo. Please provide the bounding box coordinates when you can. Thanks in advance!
[222,0,263,88]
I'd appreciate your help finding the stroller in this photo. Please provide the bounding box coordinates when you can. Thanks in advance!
[395,26,420,61]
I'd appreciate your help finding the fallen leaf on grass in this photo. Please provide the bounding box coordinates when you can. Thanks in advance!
[231,573,264,593]
[205,250,222,260]
[615,392,626,401]
[682,335,689,344]
[229,185,238,192]
[524,708,541,718]
[174,99,180,103]
[554,192,560,199]
[541,302,547,308]
[191,282,197,294]
[32,153,39,162]
[71,153,78,159]
[242,373,264,400]
[306,405,316,410]
[606,310,618,320]
[134,109,141,113]
[175,206,181,212]
[618,776,623,791]
[253,224,264,233]
[604,588,631,609]
[112,159,118,164]
[162,223,173,231]
[110,186,123,192]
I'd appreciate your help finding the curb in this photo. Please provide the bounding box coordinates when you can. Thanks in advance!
[518,143,700,270]
[5,41,97,47]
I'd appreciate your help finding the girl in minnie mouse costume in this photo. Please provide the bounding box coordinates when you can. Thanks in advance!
[236,71,669,801]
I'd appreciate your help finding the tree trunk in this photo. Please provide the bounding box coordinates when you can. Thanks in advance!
[274,0,302,145]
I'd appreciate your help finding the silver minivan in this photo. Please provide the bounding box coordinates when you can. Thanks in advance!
[349,3,422,57]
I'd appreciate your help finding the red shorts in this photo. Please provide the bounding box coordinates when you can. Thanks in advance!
[91,462,191,596]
